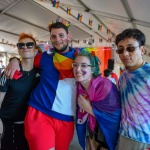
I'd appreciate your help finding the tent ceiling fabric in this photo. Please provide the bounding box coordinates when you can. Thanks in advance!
[0,0,150,61]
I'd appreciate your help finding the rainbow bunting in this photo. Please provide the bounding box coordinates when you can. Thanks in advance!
[89,18,93,26]
[107,29,110,34]
[77,13,82,22]
[108,38,112,42]
[67,6,71,15]
[52,0,59,8]
[98,24,103,31]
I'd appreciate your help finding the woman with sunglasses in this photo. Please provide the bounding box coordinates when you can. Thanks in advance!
[72,50,121,150]
[115,29,150,150]
[0,33,40,150]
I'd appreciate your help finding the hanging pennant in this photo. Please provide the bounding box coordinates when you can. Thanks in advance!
[98,24,100,30]
[52,0,59,8]
[67,6,71,15]
[108,38,112,42]
[83,40,86,43]
[107,29,110,34]
[99,38,103,42]
[98,24,103,31]
[75,40,79,44]
[77,13,82,22]
[89,18,93,26]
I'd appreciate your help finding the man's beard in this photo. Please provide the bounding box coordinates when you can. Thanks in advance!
[52,40,69,53]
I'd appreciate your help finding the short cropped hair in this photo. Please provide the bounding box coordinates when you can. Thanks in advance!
[115,28,145,47]
[48,22,69,34]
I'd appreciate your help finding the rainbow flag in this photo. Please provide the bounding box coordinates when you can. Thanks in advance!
[89,19,93,26]
[108,38,112,42]
[67,7,71,15]
[53,52,74,80]
[98,24,102,31]
[107,29,110,34]
[52,0,59,8]
[77,13,82,22]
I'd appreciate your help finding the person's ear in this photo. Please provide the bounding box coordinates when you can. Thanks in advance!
[140,46,145,55]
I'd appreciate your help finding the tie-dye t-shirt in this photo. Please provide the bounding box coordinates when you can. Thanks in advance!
[118,63,150,143]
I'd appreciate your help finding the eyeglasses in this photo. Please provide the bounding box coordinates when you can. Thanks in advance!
[116,46,139,54]
[72,62,93,68]
[17,42,34,49]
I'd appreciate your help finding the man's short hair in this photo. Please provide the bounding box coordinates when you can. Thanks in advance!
[115,28,145,46]
[48,22,69,34]
[104,69,112,77]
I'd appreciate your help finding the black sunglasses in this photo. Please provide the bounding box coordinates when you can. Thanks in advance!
[116,46,139,54]
[17,42,34,49]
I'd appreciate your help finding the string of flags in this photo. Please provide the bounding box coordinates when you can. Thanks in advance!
[98,24,103,31]
[52,0,59,8]
[107,29,111,35]
[67,6,71,15]
[0,39,16,48]
[73,37,113,44]
[40,0,115,43]
[77,13,82,22]
[40,0,113,36]
[107,38,112,42]
[89,18,93,27]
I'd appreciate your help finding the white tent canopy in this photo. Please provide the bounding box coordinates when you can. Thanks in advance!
[0,0,150,62]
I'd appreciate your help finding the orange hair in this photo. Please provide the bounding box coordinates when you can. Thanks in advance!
[18,33,37,48]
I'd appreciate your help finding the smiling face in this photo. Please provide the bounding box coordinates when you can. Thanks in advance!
[73,56,93,86]
[50,28,70,53]
[117,38,145,71]
[18,38,37,59]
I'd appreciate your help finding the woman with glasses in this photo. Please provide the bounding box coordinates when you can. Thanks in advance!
[0,33,40,150]
[72,50,121,150]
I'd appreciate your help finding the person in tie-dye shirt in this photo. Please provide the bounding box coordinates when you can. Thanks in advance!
[115,28,150,150]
